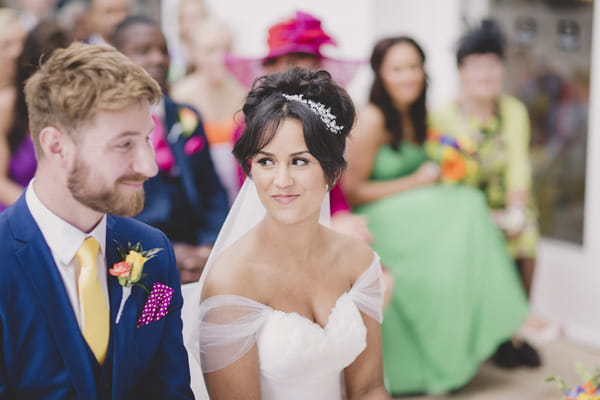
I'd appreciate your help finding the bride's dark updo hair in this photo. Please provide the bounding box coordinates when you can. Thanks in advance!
[233,67,356,186]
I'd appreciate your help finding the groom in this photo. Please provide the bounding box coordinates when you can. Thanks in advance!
[0,43,194,399]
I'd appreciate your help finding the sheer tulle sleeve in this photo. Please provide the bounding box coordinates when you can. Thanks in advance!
[198,294,270,373]
[348,254,385,323]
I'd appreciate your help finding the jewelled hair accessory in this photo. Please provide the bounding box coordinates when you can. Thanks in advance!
[282,93,344,134]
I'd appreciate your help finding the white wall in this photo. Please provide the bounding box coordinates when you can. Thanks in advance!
[533,240,600,347]
[542,0,600,347]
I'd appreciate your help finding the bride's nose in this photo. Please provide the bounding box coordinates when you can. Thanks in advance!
[274,165,293,188]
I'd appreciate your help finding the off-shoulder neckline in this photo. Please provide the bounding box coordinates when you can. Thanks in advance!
[199,253,380,329]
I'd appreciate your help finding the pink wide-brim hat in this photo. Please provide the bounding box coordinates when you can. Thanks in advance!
[225,10,365,88]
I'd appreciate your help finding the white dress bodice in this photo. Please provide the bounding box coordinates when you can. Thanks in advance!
[195,254,384,400]
[257,293,367,399]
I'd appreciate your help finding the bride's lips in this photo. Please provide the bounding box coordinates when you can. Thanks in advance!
[271,194,300,204]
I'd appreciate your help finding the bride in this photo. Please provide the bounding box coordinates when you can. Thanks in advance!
[186,67,389,399]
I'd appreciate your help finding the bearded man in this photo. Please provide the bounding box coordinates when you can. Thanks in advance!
[0,42,194,400]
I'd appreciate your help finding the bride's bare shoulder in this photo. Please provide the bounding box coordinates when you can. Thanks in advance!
[201,233,260,300]
[325,229,376,281]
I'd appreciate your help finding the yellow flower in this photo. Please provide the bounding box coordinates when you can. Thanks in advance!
[576,394,596,400]
[456,134,476,154]
[125,251,148,282]
[442,146,460,161]
[465,158,478,177]
[179,108,198,136]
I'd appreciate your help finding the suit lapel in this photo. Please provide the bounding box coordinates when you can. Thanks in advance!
[106,217,147,399]
[11,196,96,400]
[105,222,123,329]
[106,217,130,399]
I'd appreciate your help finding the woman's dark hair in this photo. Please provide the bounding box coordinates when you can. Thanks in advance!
[369,36,427,149]
[233,67,355,186]
[456,19,506,66]
[9,19,70,154]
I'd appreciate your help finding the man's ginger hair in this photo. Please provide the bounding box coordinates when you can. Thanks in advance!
[25,42,161,156]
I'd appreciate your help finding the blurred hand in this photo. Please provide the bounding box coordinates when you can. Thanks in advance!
[173,243,212,283]
[413,162,440,186]
[491,207,526,238]
[330,212,374,243]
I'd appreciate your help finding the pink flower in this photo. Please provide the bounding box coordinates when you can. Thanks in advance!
[155,147,175,171]
[109,261,132,278]
[184,135,204,156]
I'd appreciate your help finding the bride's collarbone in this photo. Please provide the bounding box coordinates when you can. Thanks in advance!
[256,265,352,325]
[264,286,349,329]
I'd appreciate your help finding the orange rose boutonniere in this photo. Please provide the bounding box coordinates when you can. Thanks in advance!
[109,241,162,293]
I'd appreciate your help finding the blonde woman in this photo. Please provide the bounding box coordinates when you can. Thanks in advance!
[172,17,245,204]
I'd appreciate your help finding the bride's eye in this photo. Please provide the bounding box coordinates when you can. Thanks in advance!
[292,157,308,166]
[256,157,274,166]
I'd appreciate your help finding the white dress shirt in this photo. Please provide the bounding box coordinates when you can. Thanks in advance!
[25,182,110,329]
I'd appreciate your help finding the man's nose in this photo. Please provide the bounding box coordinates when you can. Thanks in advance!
[133,142,159,178]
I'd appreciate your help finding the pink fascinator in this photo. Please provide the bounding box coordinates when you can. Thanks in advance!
[225,10,364,88]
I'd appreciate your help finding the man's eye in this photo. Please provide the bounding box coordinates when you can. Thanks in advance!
[117,141,132,149]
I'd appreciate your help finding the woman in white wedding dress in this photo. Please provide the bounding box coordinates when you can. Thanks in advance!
[195,67,389,399]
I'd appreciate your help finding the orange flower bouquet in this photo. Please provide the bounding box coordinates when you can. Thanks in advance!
[424,129,478,184]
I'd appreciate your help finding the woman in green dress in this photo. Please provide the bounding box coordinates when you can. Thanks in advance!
[343,36,535,396]
[430,19,539,297]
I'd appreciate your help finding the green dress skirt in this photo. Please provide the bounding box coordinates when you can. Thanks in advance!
[355,142,528,395]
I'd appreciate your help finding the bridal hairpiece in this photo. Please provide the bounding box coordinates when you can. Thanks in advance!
[282,93,344,134]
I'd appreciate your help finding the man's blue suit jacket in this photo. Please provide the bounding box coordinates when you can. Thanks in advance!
[0,195,195,400]
[135,96,228,246]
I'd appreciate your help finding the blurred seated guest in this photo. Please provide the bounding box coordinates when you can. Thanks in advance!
[172,17,245,205]
[226,10,373,244]
[170,0,209,80]
[226,10,363,89]
[56,0,91,42]
[430,19,539,297]
[0,8,27,212]
[15,0,58,31]
[343,36,536,396]
[1,20,70,213]
[86,0,130,45]
[112,15,228,283]
[430,19,554,345]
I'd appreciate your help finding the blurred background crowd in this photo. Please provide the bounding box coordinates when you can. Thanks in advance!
[0,0,598,397]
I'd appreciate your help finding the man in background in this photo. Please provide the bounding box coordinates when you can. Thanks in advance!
[112,15,229,283]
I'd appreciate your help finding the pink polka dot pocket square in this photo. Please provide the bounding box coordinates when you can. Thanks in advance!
[136,282,174,328]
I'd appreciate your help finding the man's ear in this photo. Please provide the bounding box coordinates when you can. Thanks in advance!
[38,126,70,162]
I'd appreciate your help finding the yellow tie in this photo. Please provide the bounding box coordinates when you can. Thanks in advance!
[76,237,109,364]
